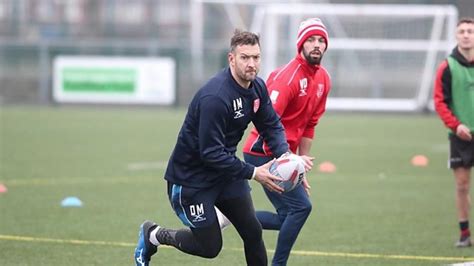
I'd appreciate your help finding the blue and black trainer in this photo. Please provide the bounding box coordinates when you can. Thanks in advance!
[134,220,158,266]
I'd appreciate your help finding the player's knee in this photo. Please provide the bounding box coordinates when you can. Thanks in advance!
[200,240,222,258]
[456,185,470,195]
[201,246,221,258]
[242,221,263,242]
[298,200,312,216]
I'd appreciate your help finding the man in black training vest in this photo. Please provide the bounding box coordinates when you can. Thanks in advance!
[434,17,474,248]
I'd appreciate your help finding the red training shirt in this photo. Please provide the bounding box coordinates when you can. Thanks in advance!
[243,54,331,156]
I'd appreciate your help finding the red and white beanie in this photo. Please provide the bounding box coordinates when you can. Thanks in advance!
[296,18,329,52]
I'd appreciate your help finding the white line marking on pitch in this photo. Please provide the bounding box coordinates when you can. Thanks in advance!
[1,234,473,263]
[127,161,168,170]
[3,176,156,186]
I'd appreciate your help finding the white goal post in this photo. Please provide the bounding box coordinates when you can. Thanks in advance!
[191,1,458,112]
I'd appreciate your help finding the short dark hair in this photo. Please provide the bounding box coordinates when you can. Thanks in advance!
[457,17,474,27]
[230,29,260,52]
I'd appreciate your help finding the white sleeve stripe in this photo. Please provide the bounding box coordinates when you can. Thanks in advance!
[273,59,295,81]
[287,64,301,86]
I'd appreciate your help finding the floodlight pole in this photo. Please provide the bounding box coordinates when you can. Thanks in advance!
[191,0,204,85]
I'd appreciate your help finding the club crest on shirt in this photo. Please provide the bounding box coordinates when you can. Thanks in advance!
[253,98,260,113]
[270,90,279,104]
[299,78,308,96]
[317,83,324,98]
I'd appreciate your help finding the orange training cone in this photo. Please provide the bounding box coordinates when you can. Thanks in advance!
[318,161,336,173]
[411,155,429,167]
[0,183,7,193]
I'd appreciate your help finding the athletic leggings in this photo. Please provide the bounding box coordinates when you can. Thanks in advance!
[158,184,267,265]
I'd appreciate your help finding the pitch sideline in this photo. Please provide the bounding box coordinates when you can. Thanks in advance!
[1,234,473,263]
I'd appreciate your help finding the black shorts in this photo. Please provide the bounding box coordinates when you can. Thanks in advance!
[167,180,251,228]
[449,134,474,169]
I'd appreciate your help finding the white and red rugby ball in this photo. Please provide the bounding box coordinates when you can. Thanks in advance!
[270,154,306,192]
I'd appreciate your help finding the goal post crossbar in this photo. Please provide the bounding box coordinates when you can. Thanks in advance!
[259,3,457,17]
[191,1,458,112]
[253,3,457,112]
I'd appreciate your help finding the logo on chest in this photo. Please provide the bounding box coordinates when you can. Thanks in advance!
[253,99,260,113]
[317,83,325,98]
[233,98,244,119]
[299,78,308,96]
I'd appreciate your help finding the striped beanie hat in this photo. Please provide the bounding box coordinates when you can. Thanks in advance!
[296,18,329,52]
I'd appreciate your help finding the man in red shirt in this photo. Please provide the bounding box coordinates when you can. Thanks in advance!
[434,17,474,248]
[243,17,331,265]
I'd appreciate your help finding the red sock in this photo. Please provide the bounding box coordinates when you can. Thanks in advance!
[461,229,470,238]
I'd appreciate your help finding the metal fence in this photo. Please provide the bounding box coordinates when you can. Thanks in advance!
[0,0,472,107]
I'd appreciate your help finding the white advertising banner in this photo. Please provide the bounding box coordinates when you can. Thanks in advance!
[53,56,176,105]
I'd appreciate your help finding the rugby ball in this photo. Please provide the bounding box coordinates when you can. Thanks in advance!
[270,154,306,192]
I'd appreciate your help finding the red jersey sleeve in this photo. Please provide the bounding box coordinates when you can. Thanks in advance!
[267,74,297,116]
[433,59,460,132]
[302,70,331,139]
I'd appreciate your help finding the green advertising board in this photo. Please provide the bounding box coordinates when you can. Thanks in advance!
[62,68,137,93]
[54,56,175,105]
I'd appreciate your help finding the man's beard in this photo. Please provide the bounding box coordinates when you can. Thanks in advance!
[304,50,323,65]
[239,69,257,82]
